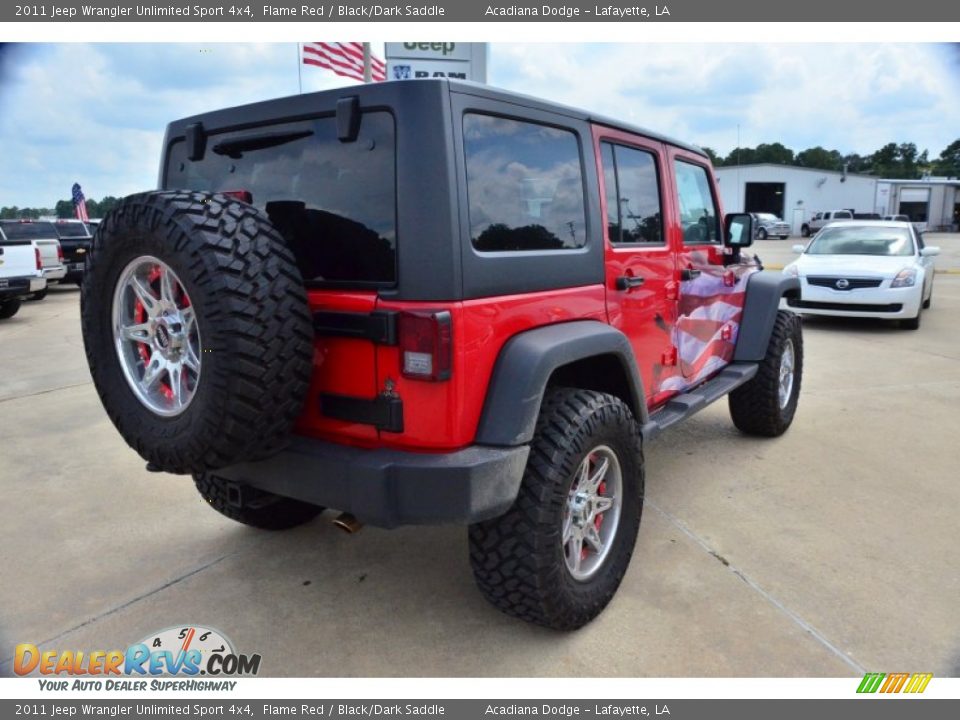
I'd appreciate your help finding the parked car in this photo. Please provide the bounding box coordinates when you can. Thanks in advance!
[0,220,66,300]
[79,79,803,630]
[54,219,94,285]
[883,214,910,222]
[0,225,47,319]
[783,220,937,329]
[801,209,854,237]
[751,212,790,240]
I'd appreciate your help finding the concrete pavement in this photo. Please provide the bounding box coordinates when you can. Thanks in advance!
[1,271,959,677]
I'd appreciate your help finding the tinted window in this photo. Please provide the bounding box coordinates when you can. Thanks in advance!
[464,114,586,252]
[0,222,58,240]
[601,142,662,245]
[166,112,397,285]
[674,160,719,244]
[55,223,92,238]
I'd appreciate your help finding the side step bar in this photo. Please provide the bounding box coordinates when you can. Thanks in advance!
[641,362,758,441]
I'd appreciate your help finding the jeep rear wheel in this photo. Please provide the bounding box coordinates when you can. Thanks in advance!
[81,190,314,474]
[193,472,324,530]
[728,310,803,437]
[469,388,643,630]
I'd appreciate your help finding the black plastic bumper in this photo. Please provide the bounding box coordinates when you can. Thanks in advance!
[213,437,529,529]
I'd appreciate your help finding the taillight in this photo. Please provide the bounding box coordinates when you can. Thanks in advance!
[35,247,42,272]
[57,244,64,262]
[398,311,452,382]
[221,189,253,203]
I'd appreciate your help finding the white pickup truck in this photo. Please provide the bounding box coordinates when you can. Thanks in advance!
[0,231,47,319]
[0,220,66,299]
[800,210,854,237]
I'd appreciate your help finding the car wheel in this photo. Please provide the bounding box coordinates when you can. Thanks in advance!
[757,228,768,240]
[729,310,803,437]
[469,387,643,630]
[28,289,48,302]
[922,284,932,310]
[81,190,314,475]
[193,472,324,530]
[0,299,22,320]
[901,307,922,330]
[801,225,810,237]
[779,235,789,240]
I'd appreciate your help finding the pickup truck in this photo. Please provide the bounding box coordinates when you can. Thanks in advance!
[54,220,94,285]
[0,221,66,300]
[801,210,853,237]
[0,231,47,319]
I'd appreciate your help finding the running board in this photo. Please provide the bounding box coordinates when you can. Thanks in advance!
[642,363,758,441]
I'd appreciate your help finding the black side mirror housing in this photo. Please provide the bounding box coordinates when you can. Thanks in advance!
[724,213,754,248]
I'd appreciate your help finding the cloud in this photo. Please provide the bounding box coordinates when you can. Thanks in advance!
[1,43,959,209]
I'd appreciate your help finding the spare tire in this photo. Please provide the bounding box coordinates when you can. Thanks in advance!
[81,190,314,474]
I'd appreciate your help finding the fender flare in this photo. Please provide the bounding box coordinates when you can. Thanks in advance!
[734,272,801,362]
[474,321,646,447]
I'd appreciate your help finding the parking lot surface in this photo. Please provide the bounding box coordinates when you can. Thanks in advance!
[2,236,959,677]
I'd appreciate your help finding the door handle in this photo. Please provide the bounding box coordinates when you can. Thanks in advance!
[680,268,701,281]
[616,275,645,291]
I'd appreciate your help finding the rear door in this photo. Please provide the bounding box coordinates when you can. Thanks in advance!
[595,128,680,405]
[668,148,755,386]
[164,111,398,443]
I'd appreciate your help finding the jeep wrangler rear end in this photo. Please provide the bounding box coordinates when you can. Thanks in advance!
[80,80,801,630]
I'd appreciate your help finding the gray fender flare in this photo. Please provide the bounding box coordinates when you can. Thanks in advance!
[733,272,801,362]
[474,321,646,447]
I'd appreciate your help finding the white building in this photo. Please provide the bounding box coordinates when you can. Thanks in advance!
[716,163,960,234]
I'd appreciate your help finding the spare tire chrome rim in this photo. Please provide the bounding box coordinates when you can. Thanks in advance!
[563,445,623,581]
[112,256,201,417]
[779,338,795,409]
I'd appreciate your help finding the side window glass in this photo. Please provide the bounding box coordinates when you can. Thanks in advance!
[674,160,720,244]
[601,143,621,244]
[464,114,587,252]
[604,143,663,245]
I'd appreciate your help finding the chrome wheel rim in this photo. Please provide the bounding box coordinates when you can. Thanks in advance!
[562,445,623,582]
[112,256,201,417]
[778,338,795,409]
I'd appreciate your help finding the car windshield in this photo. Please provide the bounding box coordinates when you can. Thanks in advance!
[56,223,92,238]
[807,226,914,256]
[757,214,778,221]
[0,221,58,239]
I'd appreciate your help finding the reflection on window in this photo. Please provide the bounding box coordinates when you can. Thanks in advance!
[601,142,663,245]
[674,160,719,244]
[464,114,586,252]
[165,112,397,285]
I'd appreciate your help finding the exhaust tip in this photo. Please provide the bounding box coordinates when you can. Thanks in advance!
[332,512,362,534]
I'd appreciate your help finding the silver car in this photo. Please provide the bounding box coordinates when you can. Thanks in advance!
[752,213,791,240]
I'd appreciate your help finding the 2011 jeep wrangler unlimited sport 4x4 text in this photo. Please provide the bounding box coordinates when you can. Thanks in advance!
[80,80,802,630]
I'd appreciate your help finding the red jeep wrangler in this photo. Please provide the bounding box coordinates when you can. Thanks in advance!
[81,80,802,630]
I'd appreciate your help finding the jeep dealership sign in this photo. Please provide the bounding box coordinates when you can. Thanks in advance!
[385,43,488,82]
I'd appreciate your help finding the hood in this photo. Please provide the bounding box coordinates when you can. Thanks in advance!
[794,253,915,277]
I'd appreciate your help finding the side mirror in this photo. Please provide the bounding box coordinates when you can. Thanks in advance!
[920,246,940,257]
[724,213,754,248]
[792,244,806,254]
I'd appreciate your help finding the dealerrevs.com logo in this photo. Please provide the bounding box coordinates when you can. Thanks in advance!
[14,625,261,690]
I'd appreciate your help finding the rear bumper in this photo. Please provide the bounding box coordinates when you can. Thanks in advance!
[213,437,529,529]
[43,265,67,281]
[0,275,45,300]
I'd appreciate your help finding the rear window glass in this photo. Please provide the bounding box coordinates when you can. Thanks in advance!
[55,223,91,238]
[463,114,586,252]
[1,222,58,240]
[165,112,397,286]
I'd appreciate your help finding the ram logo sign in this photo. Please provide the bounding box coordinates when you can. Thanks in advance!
[857,672,932,694]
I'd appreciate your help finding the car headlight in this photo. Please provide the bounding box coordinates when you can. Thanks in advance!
[891,268,917,288]
[783,264,799,277]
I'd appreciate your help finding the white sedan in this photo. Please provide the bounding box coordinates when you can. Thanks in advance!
[781,221,938,329]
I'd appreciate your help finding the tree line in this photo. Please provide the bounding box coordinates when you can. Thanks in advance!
[0,196,121,221]
[702,139,960,179]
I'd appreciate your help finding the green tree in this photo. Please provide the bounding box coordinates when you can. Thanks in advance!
[754,142,794,165]
[796,146,842,171]
[701,146,723,167]
[723,146,759,166]
[55,199,75,219]
[97,196,120,217]
[933,139,960,178]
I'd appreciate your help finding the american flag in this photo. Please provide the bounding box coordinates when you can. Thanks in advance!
[72,183,89,223]
[302,42,386,83]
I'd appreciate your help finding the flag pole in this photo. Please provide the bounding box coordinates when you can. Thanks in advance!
[363,42,372,83]
[297,42,303,94]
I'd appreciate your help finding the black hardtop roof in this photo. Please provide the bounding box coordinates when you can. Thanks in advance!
[168,79,707,159]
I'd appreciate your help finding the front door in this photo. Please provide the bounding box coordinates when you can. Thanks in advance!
[668,149,756,386]
[595,128,680,406]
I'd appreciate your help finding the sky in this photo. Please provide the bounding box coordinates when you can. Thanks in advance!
[0,42,958,208]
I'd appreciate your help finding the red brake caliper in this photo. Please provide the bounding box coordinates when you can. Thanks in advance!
[134,266,174,400]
